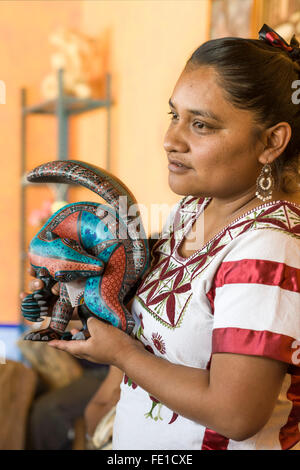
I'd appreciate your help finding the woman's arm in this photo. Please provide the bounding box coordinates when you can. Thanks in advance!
[84,366,123,437]
[48,318,287,441]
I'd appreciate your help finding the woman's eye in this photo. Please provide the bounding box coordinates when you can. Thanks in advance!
[167,112,212,132]
[194,121,206,129]
[168,111,178,120]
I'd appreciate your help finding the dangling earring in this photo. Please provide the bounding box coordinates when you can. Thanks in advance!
[255,163,275,202]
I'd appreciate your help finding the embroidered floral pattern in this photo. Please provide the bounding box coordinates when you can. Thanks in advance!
[123,312,178,424]
[123,374,137,389]
[152,333,166,355]
[145,397,163,422]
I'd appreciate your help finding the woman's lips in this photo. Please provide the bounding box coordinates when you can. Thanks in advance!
[168,160,191,173]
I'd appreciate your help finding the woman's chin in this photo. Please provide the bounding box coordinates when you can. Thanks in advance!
[168,175,205,197]
[168,181,190,196]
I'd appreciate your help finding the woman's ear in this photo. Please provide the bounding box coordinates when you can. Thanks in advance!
[258,122,291,165]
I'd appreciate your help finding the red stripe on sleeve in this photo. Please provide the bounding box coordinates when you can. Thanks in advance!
[212,327,299,365]
[206,259,300,315]
[201,427,229,450]
[214,259,300,292]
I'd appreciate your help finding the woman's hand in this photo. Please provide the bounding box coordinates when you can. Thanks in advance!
[20,267,60,322]
[20,266,81,322]
[48,317,139,367]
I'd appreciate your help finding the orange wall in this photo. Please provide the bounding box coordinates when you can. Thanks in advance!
[0,1,82,324]
[0,0,209,324]
[80,0,210,208]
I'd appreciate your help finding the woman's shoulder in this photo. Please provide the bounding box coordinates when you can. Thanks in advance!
[214,196,300,265]
[260,197,300,232]
[224,205,300,267]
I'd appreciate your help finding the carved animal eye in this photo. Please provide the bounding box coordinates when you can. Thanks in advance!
[45,231,59,241]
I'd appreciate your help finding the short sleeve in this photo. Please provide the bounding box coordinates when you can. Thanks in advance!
[210,229,300,366]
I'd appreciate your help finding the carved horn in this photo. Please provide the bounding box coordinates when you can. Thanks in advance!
[27,160,137,213]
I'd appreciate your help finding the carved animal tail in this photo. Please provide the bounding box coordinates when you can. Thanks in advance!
[27,160,149,278]
[27,160,137,211]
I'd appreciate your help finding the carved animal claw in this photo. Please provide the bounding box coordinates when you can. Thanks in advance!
[23,328,62,342]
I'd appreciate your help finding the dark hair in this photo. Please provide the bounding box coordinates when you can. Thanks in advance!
[187,37,300,193]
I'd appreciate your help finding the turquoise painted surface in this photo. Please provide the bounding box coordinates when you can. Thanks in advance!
[80,210,113,250]
[30,237,104,267]
[84,277,119,328]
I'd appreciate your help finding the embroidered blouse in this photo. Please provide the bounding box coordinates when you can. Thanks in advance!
[112,196,300,450]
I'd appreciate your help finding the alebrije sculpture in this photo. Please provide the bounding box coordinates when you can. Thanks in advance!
[21,160,150,341]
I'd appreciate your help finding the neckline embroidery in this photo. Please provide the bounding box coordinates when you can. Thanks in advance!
[174,198,300,263]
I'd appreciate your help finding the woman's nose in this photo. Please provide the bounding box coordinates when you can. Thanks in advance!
[163,125,189,154]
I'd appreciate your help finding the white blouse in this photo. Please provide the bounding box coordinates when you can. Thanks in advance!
[113,196,300,450]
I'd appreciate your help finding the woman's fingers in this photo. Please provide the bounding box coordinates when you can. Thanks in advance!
[51,283,60,296]
[29,278,44,292]
[28,279,59,296]
[48,317,136,367]
[27,264,59,296]
[48,338,90,360]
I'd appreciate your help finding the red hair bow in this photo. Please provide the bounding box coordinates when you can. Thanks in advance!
[259,24,300,64]
[259,24,294,53]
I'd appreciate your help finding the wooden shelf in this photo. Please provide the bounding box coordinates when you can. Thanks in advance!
[19,69,112,301]
[23,96,111,116]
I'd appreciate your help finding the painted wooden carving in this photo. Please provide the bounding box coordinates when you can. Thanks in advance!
[21,160,149,341]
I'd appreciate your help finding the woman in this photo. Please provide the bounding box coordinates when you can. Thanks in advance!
[25,25,300,450]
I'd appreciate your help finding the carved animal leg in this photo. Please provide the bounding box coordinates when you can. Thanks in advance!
[49,299,73,333]
[99,243,135,333]
[24,284,73,341]
[71,304,91,340]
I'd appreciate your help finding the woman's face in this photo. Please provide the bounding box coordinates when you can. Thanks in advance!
[164,65,264,199]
